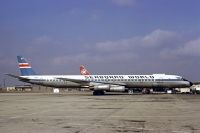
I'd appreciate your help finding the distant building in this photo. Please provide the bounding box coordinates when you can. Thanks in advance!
[2,85,32,92]
[6,86,16,91]
[15,85,32,91]
[190,84,200,94]
[175,88,191,93]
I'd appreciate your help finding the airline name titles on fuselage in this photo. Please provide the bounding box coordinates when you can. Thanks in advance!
[84,75,155,80]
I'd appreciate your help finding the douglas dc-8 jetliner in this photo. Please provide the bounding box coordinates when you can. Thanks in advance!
[6,56,193,95]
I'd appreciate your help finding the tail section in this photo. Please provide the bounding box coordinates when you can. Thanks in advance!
[17,56,36,76]
[80,65,91,75]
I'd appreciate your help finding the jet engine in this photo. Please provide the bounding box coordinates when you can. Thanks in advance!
[93,85,126,92]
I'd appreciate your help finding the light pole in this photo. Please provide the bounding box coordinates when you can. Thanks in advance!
[3,78,6,88]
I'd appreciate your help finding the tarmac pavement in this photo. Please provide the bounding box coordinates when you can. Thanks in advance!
[0,92,200,133]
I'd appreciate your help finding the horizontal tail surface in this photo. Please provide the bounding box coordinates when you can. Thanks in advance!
[17,56,36,76]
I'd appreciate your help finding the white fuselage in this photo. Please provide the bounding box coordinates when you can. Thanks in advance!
[20,74,192,89]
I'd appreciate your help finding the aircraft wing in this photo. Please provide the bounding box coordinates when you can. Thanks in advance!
[57,78,126,86]
[57,77,89,84]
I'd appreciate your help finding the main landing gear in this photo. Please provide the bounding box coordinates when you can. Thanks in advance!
[93,90,105,96]
[128,89,134,95]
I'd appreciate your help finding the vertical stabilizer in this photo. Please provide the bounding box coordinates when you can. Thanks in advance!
[80,65,91,75]
[17,56,36,76]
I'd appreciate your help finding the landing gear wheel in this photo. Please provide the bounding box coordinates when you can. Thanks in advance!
[128,90,134,95]
[142,88,150,94]
[93,90,105,96]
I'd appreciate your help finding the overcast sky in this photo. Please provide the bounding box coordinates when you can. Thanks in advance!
[0,0,200,86]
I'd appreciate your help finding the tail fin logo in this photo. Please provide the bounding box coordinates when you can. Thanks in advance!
[17,56,36,76]
[20,57,25,60]
[80,65,90,75]
[18,56,31,68]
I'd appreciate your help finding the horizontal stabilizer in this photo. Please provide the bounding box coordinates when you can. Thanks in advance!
[5,73,30,81]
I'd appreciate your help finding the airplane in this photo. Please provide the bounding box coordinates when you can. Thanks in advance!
[79,65,184,94]
[80,65,90,75]
[6,56,193,95]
